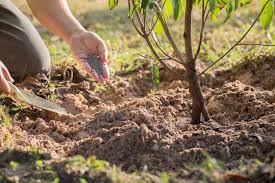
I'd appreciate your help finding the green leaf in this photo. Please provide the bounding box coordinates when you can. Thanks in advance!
[128,4,137,17]
[9,161,19,170]
[133,0,142,11]
[160,172,170,183]
[235,0,240,10]
[151,62,160,89]
[141,0,149,9]
[153,16,163,34]
[172,0,185,20]
[259,0,273,29]
[108,0,118,10]
[52,178,60,183]
[79,178,88,183]
[149,0,156,9]
[224,0,233,22]
[209,0,220,20]
[153,0,173,34]
[217,0,228,9]
[240,0,253,6]
[162,0,174,19]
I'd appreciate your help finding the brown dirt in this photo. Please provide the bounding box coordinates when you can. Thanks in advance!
[214,55,275,90]
[0,57,274,181]
[159,55,275,91]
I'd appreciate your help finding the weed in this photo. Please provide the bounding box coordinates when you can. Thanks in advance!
[93,84,107,93]
[86,155,106,171]
[0,148,48,167]
[4,131,13,148]
[160,172,169,183]
[0,172,11,183]
[47,94,59,102]
[9,161,19,170]
[199,152,224,183]
[65,155,89,175]
[79,177,88,183]
[52,177,60,183]
[0,105,11,126]
[36,159,44,170]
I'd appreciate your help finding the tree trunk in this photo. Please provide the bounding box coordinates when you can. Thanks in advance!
[184,0,210,124]
[187,68,210,124]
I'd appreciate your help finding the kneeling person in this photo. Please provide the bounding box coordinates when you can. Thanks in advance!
[0,0,109,93]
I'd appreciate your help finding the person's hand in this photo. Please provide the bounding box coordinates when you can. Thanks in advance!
[0,61,14,94]
[69,30,110,84]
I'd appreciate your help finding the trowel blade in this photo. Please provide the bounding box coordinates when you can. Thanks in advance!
[9,82,68,115]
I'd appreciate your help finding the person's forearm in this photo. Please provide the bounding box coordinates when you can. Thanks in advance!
[26,0,85,43]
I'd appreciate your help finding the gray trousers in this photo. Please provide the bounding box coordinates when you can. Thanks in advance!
[0,0,50,81]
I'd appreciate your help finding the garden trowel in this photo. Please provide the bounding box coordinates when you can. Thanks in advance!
[8,81,68,115]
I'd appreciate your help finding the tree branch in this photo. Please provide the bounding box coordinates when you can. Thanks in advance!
[145,0,168,36]
[130,5,183,77]
[153,2,187,64]
[144,36,183,77]
[131,19,144,37]
[194,8,210,61]
[138,54,174,61]
[184,0,194,64]
[199,0,272,77]
[237,43,275,47]
[150,32,182,64]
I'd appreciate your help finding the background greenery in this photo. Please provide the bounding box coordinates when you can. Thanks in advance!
[11,0,275,75]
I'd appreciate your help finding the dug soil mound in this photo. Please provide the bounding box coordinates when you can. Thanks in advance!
[71,81,274,174]
[0,58,274,182]
[215,55,275,90]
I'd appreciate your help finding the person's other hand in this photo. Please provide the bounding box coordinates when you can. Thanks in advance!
[69,30,109,84]
[0,61,14,94]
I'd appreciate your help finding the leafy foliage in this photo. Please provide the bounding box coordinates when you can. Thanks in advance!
[109,0,274,91]
[108,0,118,10]
[108,0,274,29]
[259,0,274,29]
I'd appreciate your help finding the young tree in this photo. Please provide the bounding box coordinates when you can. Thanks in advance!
[108,0,274,124]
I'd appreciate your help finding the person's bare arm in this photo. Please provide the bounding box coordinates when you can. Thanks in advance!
[26,0,109,83]
[26,0,83,43]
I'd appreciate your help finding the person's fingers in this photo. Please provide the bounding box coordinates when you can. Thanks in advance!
[90,69,100,83]
[0,69,11,94]
[98,42,108,65]
[2,67,14,83]
[71,31,109,83]
[80,59,91,72]
[0,61,14,82]
[98,75,105,84]
[79,57,99,81]
[96,41,109,80]
[78,52,109,83]
[102,64,110,80]
[80,61,100,82]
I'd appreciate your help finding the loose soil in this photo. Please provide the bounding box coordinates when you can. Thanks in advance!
[0,56,274,182]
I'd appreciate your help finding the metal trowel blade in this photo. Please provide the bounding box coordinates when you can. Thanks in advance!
[8,82,68,115]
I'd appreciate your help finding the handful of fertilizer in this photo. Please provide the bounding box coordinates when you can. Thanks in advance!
[85,55,104,78]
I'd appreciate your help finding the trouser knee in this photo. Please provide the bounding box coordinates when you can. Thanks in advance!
[0,0,51,82]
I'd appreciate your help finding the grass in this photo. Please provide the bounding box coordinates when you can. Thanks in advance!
[0,104,11,126]
[0,149,268,183]
[11,0,275,74]
[6,1,273,115]
[0,150,162,183]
